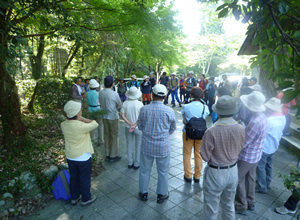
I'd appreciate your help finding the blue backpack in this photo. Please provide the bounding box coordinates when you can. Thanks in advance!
[52,170,71,200]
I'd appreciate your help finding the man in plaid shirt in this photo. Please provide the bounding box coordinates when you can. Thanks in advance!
[137,84,176,204]
[235,91,268,215]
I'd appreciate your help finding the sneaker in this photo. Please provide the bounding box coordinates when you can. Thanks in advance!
[139,192,148,201]
[157,192,169,204]
[134,166,140,170]
[193,177,200,183]
[109,156,122,162]
[248,205,255,211]
[235,210,248,215]
[275,206,296,215]
[172,103,175,107]
[128,164,134,169]
[71,195,81,205]
[81,195,97,207]
[179,103,182,107]
[105,156,110,161]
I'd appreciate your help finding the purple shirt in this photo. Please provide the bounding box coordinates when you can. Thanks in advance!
[238,112,268,163]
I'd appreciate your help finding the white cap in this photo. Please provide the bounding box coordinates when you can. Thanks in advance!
[64,101,81,118]
[188,71,194,74]
[171,72,176,76]
[152,84,168,96]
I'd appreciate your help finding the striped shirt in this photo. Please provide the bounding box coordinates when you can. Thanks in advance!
[238,112,268,163]
[137,101,176,157]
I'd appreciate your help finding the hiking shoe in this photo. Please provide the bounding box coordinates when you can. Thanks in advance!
[105,156,110,161]
[179,103,182,107]
[134,166,140,170]
[275,206,296,215]
[157,192,169,204]
[81,195,97,207]
[139,192,148,201]
[172,103,175,107]
[128,164,134,169]
[71,195,81,205]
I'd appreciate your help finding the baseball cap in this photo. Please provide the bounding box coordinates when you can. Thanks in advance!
[152,84,167,96]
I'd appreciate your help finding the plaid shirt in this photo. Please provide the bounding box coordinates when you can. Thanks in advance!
[137,101,176,157]
[238,112,268,163]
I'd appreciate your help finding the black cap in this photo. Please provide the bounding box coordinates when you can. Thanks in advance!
[250,76,257,82]
[104,75,114,84]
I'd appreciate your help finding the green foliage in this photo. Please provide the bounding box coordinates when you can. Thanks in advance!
[278,167,300,200]
[215,0,300,115]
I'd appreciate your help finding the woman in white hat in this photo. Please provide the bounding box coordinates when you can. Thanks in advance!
[256,97,285,194]
[86,79,104,145]
[120,87,143,169]
[61,100,99,206]
[128,75,139,88]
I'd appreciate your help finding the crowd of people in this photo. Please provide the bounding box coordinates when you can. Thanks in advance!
[60,72,298,219]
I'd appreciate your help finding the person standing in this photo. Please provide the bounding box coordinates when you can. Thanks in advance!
[121,87,143,170]
[185,71,197,103]
[159,72,170,105]
[99,75,123,162]
[149,71,157,89]
[179,74,186,103]
[235,91,268,215]
[181,87,209,183]
[137,84,176,204]
[198,74,207,103]
[201,96,245,220]
[275,194,299,215]
[128,75,139,88]
[86,79,104,146]
[169,73,182,107]
[71,77,84,102]
[117,78,127,102]
[206,77,217,115]
[218,74,227,88]
[61,101,98,206]
[256,97,285,193]
[140,75,152,105]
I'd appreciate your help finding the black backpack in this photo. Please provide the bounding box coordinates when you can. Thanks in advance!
[185,103,207,140]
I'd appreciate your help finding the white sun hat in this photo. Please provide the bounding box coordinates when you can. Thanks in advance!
[64,100,82,118]
[248,84,262,92]
[131,75,137,79]
[126,86,142,100]
[88,79,99,88]
[240,91,266,112]
[171,72,176,76]
[264,97,282,113]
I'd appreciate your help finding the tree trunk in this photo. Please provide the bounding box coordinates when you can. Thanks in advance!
[62,41,80,77]
[30,35,45,80]
[128,60,135,76]
[90,45,106,75]
[27,81,39,113]
[259,68,277,99]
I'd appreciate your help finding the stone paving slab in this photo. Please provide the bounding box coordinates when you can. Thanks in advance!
[28,104,300,220]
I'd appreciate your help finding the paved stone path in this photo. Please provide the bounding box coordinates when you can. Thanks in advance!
[30,105,299,220]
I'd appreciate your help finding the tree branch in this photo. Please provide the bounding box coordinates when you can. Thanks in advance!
[21,31,56,38]
[79,22,135,31]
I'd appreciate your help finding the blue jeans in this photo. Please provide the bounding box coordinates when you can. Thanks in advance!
[256,152,273,193]
[67,157,92,202]
[171,88,180,103]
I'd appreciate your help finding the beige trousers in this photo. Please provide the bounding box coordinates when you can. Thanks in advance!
[103,119,119,157]
[182,132,203,179]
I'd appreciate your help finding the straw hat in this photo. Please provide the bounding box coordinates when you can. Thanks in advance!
[89,79,99,88]
[264,97,282,113]
[131,75,137,80]
[126,87,142,100]
[212,95,238,115]
[64,101,81,118]
[240,91,266,112]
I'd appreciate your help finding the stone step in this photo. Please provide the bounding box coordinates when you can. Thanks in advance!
[290,122,300,140]
[291,113,300,126]
[280,136,300,157]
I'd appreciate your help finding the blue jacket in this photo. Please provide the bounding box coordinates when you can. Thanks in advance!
[141,81,151,94]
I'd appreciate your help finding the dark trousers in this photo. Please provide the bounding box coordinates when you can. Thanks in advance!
[180,89,186,103]
[185,90,191,103]
[67,157,92,202]
[283,114,291,134]
[207,97,215,114]
[285,194,299,211]
[164,90,171,104]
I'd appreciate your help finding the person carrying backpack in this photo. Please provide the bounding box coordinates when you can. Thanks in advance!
[117,78,127,102]
[181,87,209,183]
[128,75,139,88]
[185,71,197,103]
